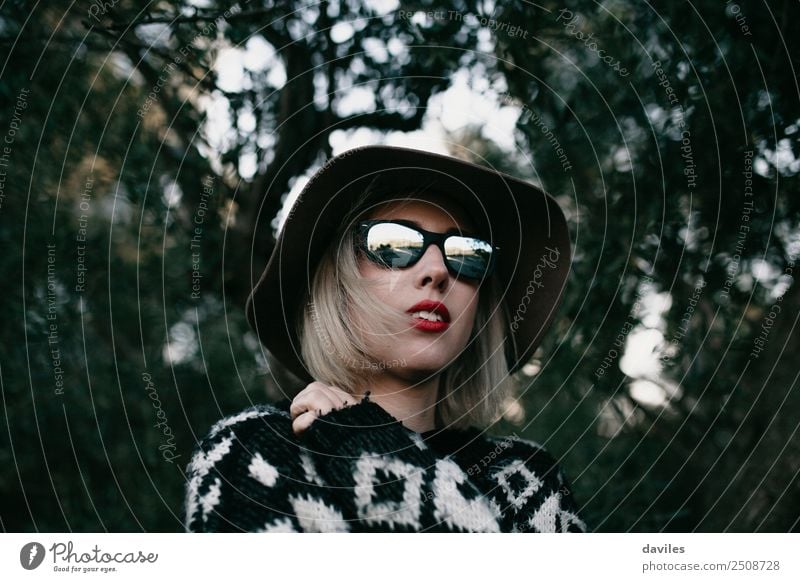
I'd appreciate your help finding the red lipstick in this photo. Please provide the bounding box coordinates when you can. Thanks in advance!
[406,300,451,333]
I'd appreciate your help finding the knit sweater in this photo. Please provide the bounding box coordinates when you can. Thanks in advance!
[183,394,588,533]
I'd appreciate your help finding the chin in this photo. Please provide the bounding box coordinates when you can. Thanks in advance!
[401,352,459,375]
[393,366,444,384]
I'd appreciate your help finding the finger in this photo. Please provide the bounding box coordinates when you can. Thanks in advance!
[290,390,336,420]
[292,409,320,435]
[290,382,353,417]
[327,385,356,407]
[313,383,355,408]
[292,381,328,403]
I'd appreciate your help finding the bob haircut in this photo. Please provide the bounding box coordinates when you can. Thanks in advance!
[295,179,518,430]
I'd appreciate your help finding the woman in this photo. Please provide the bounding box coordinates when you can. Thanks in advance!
[183,146,587,532]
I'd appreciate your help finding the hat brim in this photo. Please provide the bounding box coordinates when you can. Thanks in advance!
[246,145,571,383]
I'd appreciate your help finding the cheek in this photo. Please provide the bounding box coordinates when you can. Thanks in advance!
[357,258,413,304]
[356,254,373,278]
[454,287,480,333]
[356,257,387,294]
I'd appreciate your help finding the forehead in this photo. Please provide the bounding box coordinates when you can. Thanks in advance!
[361,192,476,232]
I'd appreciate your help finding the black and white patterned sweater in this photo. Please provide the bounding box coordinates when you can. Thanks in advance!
[184,394,588,533]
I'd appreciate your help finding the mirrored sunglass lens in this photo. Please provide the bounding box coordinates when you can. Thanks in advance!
[366,223,424,267]
[444,236,493,278]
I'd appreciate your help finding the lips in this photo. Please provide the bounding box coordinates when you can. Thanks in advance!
[406,299,451,333]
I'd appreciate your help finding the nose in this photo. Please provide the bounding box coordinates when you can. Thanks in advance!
[414,244,450,291]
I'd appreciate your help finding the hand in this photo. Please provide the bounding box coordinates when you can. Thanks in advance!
[290,381,356,435]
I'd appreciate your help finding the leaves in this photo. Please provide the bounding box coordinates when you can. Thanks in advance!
[1,0,798,532]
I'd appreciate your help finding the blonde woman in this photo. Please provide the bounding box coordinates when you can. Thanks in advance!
[184,146,587,533]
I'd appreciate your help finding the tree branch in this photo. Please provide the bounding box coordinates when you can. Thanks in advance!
[98,8,287,30]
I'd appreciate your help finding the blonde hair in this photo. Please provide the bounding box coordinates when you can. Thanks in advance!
[296,187,518,430]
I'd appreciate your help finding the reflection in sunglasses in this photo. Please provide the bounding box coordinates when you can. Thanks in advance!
[358,220,496,280]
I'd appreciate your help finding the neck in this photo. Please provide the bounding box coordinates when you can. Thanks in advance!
[353,371,440,433]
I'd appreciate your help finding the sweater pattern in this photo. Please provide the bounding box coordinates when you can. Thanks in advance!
[184,396,587,533]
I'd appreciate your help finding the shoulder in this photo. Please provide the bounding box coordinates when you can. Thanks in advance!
[185,401,295,481]
[470,432,588,533]
[183,398,415,532]
[204,401,292,440]
[183,402,300,532]
[486,434,564,477]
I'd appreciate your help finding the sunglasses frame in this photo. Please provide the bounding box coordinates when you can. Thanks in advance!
[354,219,499,281]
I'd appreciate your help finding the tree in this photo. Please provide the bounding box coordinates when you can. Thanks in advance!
[493,0,799,531]
[0,0,797,531]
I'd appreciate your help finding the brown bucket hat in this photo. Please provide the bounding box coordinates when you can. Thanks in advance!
[246,145,571,383]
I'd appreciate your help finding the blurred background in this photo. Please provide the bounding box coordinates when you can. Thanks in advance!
[0,0,798,532]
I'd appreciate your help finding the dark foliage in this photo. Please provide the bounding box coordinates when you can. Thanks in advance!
[0,0,797,532]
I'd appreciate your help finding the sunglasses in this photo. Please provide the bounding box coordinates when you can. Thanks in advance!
[354,219,498,281]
